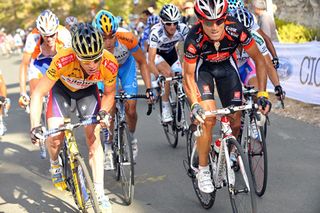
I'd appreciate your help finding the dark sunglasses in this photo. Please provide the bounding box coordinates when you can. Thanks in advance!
[42,33,57,38]
[202,17,226,27]
[79,56,102,65]
[164,22,178,26]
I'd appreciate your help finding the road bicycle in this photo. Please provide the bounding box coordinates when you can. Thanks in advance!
[155,73,190,148]
[238,86,268,196]
[40,118,101,213]
[108,90,152,205]
[185,104,257,212]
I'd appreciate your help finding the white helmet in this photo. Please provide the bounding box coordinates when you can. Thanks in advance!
[36,10,59,36]
[194,0,228,20]
[159,4,181,23]
[65,16,78,27]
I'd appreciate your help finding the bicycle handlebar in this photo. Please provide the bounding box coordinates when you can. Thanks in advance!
[205,103,258,117]
[115,93,153,116]
[42,118,98,138]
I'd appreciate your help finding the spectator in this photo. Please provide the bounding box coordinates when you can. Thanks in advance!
[181,1,197,28]
[253,0,278,41]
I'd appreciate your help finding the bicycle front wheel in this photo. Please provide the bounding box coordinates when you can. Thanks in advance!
[119,124,134,205]
[159,98,179,148]
[186,125,216,209]
[248,123,268,197]
[73,155,100,212]
[227,138,257,213]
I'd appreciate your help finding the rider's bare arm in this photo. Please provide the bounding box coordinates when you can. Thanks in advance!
[101,81,116,114]
[19,52,32,95]
[132,48,151,88]
[30,75,56,128]
[183,61,198,105]
[147,47,160,77]
[245,42,268,92]
[258,29,278,59]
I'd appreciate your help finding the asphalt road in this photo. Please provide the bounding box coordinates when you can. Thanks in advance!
[0,54,320,213]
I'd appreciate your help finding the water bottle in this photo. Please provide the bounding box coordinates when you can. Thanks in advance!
[39,139,47,159]
[214,138,221,153]
[251,120,259,140]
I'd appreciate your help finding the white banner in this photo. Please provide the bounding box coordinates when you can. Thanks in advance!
[267,41,320,105]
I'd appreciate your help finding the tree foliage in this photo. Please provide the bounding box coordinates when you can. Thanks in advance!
[0,0,189,33]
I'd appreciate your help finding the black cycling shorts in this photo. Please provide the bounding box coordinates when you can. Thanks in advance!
[157,48,179,66]
[47,80,101,120]
[195,58,243,107]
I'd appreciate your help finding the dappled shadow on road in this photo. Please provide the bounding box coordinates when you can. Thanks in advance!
[0,173,76,213]
[0,141,77,212]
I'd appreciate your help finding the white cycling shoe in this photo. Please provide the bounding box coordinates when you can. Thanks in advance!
[197,169,215,193]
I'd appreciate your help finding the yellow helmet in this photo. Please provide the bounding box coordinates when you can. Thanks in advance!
[92,10,119,35]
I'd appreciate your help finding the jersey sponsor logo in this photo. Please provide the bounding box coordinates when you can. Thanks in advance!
[160,40,179,49]
[102,59,118,75]
[47,68,57,79]
[187,44,197,54]
[118,35,134,44]
[57,54,75,69]
[196,34,203,43]
[207,52,230,62]
[240,32,248,42]
[61,75,99,89]
[151,34,158,42]
[226,26,239,38]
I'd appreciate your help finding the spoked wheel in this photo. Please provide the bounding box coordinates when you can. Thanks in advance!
[118,125,134,205]
[73,155,100,213]
[186,125,216,209]
[227,138,257,213]
[248,118,268,197]
[159,98,179,148]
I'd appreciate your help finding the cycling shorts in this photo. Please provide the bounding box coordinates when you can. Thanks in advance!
[238,58,256,86]
[28,57,52,81]
[147,48,182,73]
[195,58,243,107]
[47,80,100,120]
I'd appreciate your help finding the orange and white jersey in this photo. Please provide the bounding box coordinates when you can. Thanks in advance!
[113,27,139,65]
[23,25,71,55]
[46,48,118,92]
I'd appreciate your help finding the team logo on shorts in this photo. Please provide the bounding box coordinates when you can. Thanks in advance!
[202,85,212,95]
[233,91,241,100]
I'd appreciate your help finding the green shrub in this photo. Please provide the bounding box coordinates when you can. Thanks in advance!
[275,18,320,43]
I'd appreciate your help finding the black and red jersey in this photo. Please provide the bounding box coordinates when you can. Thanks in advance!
[184,16,255,64]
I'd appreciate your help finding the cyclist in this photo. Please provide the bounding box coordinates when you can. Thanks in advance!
[92,10,153,163]
[64,16,78,32]
[29,23,117,211]
[183,0,271,193]
[231,8,285,100]
[148,4,189,122]
[18,10,71,109]
[0,69,10,136]
[227,0,280,69]
[139,14,160,53]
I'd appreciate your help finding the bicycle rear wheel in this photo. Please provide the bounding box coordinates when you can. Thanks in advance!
[186,125,216,209]
[159,98,179,148]
[72,155,100,212]
[119,124,134,205]
[248,119,268,197]
[227,138,257,213]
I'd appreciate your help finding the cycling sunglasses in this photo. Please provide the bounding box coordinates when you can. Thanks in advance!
[201,16,226,27]
[42,33,57,38]
[78,55,102,65]
[163,22,178,26]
